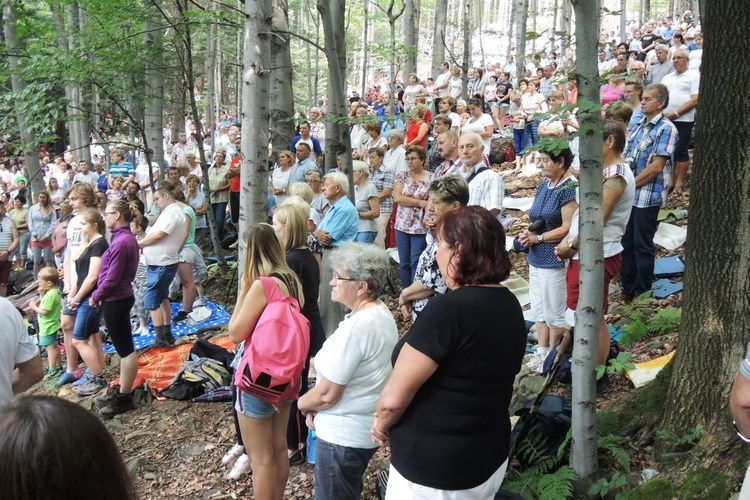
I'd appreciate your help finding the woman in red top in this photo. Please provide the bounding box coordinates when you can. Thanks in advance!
[405,104,430,148]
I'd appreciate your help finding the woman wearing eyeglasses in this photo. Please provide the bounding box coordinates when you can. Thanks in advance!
[393,146,435,288]
[398,175,468,322]
[298,243,398,500]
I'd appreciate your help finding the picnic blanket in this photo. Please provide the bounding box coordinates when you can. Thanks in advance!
[133,335,236,392]
[102,299,231,354]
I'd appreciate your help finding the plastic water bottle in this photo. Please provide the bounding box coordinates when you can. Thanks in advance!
[306,430,317,465]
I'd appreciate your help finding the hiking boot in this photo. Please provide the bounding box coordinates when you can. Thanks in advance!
[57,369,84,388]
[73,374,108,396]
[95,384,121,409]
[222,443,245,467]
[173,310,190,322]
[165,325,176,344]
[99,391,136,419]
[43,365,65,381]
[226,454,250,480]
[596,373,611,396]
[153,328,173,348]
[72,369,92,387]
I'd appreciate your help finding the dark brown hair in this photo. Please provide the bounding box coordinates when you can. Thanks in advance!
[434,206,511,285]
[0,396,138,500]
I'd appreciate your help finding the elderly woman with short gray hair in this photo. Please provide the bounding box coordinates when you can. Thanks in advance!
[352,161,380,244]
[298,243,398,500]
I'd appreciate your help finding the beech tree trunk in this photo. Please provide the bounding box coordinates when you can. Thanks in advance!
[144,19,165,176]
[403,0,417,77]
[661,0,750,457]
[461,0,470,98]
[620,0,627,42]
[205,17,217,141]
[570,0,603,486]
[515,0,529,81]
[2,0,42,198]
[360,0,369,96]
[318,0,353,196]
[271,0,294,154]
[431,0,448,78]
[238,0,273,232]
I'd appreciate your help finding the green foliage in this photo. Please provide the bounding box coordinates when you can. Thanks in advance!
[619,291,681,348]
[505,465,576,500]
[598,435,631,473]
[588,471,628,498]
[597,411,623,437]
[656,425,705,462]
[680,467,728,499]
[597,352,637,380]
[629,478,675,499]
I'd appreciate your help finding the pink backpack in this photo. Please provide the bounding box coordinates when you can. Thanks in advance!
[234,276,311,408]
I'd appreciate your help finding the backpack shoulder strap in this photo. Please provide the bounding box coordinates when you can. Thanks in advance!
[466,166,489,184]
[258,276,284,303]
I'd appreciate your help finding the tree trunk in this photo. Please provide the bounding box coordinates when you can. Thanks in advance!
[620,0,627,43]
[644,0,651,20]
[238,0,273,235]
[144,19,165,179]
[271,0,294,155]
[403,0,417,78]
[530,0,537,54]
[175,0,226,270]
[305,2,313,108]
[66,3,87,161]
[570,0,603,487]
[515,0,529,81]
[551,0,560,53]
[461,0,471,99]
[561,0,572,50]
[205,17,216,142]
[318,0,353,197]
[476,0,485,67]
[661,0,750,454]
[2,0,42,198]
[507,0,515,62]
[360,0,368,97]
[431,0,448,78]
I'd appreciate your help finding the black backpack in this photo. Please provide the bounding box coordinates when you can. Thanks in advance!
[510,395,572,470]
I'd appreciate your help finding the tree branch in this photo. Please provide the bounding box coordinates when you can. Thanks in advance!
[270,29,325,52]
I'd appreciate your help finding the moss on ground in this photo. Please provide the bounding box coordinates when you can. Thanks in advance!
[629,478,676,499]
[679,467,728,499]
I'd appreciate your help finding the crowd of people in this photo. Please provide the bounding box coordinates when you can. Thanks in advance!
[0,9,702,498]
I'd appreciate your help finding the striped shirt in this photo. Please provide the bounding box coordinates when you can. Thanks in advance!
[0,216,13,251]
[371,167,395,213]
[624,113,678,208]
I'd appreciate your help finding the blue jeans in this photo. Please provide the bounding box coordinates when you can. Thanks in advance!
[314,437,377,500]
[621,205,660,298]
[395,230,427,289]
[212,202,228,241]
[355,231,377,244]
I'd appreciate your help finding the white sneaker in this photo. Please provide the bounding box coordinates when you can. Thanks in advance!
[222,443,245,466]
[526,352,546,373]
[226,454,250,480]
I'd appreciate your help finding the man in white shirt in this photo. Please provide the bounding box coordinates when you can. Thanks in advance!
[138,188,189,347]
[433,61,452,110]
[661,47,700,192]
[0,297,42,407]
[457,133,504,217]
[135,155,160,211]
[73,161,98,186]
[437,97,461,132]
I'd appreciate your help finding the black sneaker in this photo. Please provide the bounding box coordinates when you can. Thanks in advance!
[173,310,190,322]
[99,392,136,419]
[95,384,120,409]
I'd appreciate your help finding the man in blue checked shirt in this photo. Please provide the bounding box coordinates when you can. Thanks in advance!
[621,83,678,301]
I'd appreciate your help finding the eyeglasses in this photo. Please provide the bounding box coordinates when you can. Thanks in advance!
[333,272,358,282]
[406,156,422,162]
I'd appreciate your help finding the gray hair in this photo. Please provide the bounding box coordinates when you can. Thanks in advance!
[324,171,349,194]
[655,43,670,52]
[306,169,323,181]
[352,160,370,178]
[673,47,689,58]
[331,243,391,299]
[389,129,405,142]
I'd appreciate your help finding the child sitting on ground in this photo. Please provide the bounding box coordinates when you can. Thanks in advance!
[28,267,63,380]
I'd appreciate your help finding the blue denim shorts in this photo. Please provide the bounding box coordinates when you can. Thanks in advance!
[144,264,178,310]
[235,389,276,418]
[72,296,102,340]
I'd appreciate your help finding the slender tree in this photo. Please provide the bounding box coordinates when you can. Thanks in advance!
[270,0,295,154]
[570,0,603,487]
[430,0,448,79]
[515,0,528,81]
[403,0,417,77]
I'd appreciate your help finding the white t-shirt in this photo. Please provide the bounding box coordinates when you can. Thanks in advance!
[434,71,451,98]
[143,203,186,266]
[661,69,700,122]
[0,297,38,407]
[384,146,408,175]
[461,114,494,154]
[313,302,398,448]
[73,171,98,186]
[136,162,160,189]
[66,214,86,290]
[568,162,635,259]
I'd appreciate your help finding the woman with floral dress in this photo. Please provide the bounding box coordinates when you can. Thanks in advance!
[393,146,434,288]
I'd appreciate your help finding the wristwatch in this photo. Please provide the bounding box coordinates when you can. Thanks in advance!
[538,233,545,243]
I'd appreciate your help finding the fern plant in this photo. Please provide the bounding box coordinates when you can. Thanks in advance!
[597,352,637,380]
[647,307,681,334]
[598,435,632,473]
[656,425,705,462]
[618,289,682,348]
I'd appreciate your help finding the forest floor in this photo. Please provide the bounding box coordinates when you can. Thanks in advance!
[25,166,732,499]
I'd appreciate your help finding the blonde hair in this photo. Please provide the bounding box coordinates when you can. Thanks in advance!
[274,201,309,253]
[38,267,59,290]
[78,208,105,244]
[241,224,301,300]
[287,182,314,204]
